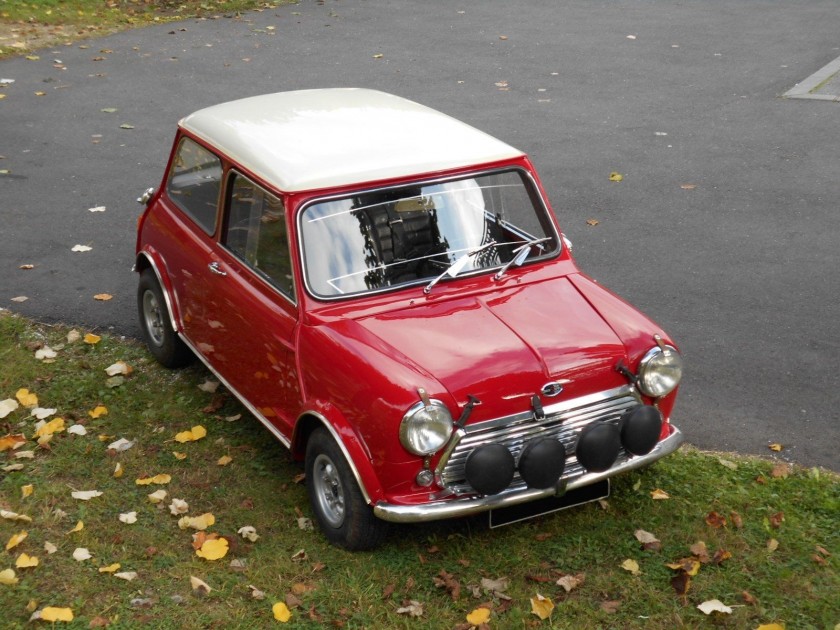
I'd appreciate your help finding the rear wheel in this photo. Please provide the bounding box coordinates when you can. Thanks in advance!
[137,268,193,368]
[305,427,388,550]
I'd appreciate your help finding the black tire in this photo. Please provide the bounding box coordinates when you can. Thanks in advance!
[305,427,388,550]
[137,268,193,368]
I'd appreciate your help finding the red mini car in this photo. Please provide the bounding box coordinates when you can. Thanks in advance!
[135,88,684,549]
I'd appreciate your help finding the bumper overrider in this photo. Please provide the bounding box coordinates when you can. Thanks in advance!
[374,387,684,524]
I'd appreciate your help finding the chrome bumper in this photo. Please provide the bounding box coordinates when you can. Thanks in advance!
[373,424,684,524]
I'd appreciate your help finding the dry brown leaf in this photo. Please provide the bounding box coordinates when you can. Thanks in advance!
[770,462,791,478]
[585,218,600,227]
[671,572,690,596]
[600,600,621,614]
[769,511,784,529]
[705,511,726,528]
[650,488,670,500]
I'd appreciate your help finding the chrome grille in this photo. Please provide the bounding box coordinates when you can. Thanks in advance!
[437,386,641,495]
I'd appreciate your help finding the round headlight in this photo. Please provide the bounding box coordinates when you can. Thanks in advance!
[637,345,683,398]
[399,401,453,456]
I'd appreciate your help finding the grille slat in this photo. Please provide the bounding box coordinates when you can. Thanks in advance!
[438,386,640,494]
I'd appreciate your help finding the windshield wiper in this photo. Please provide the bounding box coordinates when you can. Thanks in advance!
[493,236,553,281]
[424,241,499,295]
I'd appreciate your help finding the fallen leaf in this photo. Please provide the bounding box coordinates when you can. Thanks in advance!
[178,513,215,531]
[113,462,123,478]
[19,264,35,270]
[466,607,491,625]
[1,510,32,523]
[104,361,132,376]
[730,511,744,529]
[107,437,134,451]
[396,600,424,617]
[16,388,38,408]
[175,425,207,443]
[67,330,81,343]
[755,625,785,630]
[88,205,107,211]
[555,573,585,592]
[769,511,784,529]
[148,490,167,504]
[71,490,102,501]
[712,549,732,565]
[770,462,791,478]
[217,455,232,466]
[99,563,120,573]
[697,599,733,614]
[94,293,113,301]
[768,443,783,452]
[680,183,697,190]
[601,600,622,614]
[67,520,84,534]
[40,607,74,622]
[120,123,135,129]
[530,593,554,620]
[67,424,87,436]
[433,569,461,601]
[34,346,57,360]
[71,244,93,252]
[705,511,726,528]
[0,568,19,584]
[609,171,624,182]
[173,451,187,460]
[34,417,66,438]
[767,538,779,552]
[84,333,101,344]
[650,488,670,500]
[10,296,28,302]
[14,450,35,460]
[634,529,661,551]
[249,585,266,600]
[190,575,212,595]
[114,571,138,581]
[690,541,710,563]
[272,601,292,622]
[119,511,138,525]
[585,218,600,227]
[43,542,57,554]
[21,484,33,498]
[135,474,171,486]
[15,553,38,568]
[169,499,189,515]
[0,399,21,419]
[742,590,758,605]
[620,559,641,576]
[666,557,701,576]
[237,526,259,542]
[671,572,691,595]
[198,379,220,393]
[6,531,28,551]
[196,537,228,560]
[73,547,93,561]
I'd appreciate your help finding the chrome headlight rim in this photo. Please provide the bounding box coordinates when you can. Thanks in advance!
[399,400,454,456]
[637,344,683,398]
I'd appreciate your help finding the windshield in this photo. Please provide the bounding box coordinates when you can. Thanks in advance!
[299,169,559,298]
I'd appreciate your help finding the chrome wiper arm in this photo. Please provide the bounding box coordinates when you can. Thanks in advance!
[424,241,498,295]
[493,236,553,281]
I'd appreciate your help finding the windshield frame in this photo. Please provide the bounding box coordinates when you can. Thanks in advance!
[296,166,561,302]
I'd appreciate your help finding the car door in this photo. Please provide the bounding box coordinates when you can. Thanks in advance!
[197,170,301,435]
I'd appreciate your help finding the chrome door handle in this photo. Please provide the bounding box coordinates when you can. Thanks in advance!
[208,262,227,276]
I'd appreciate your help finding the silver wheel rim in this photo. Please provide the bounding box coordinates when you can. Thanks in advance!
[312,453,345,528]
[142,290,165,347]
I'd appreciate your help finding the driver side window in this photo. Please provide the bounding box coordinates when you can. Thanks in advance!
[224,173,296,301]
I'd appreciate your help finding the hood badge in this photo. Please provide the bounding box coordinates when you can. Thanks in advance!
[541,381,564,397]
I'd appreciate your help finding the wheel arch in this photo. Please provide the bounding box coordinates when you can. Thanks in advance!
[136,250,181,334]
[293,410,384,505]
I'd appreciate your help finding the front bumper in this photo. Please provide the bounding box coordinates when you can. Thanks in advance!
[373,423,683,523]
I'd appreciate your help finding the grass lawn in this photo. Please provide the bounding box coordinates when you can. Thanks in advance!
[0,0,292,58]
[1,310,838,628]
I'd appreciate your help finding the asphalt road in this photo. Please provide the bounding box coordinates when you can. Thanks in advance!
[2,1,838,471]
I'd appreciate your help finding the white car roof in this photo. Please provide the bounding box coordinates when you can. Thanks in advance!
[179,88,524,193]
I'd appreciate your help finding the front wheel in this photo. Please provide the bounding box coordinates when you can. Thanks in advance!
[305,427,388,550]
[137,268,193,368]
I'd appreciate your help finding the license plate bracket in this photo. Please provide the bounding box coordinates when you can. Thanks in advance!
[488,480,610,528]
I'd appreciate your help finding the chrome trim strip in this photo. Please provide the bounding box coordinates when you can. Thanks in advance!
[178,335,291,450]
[373,424,684,523]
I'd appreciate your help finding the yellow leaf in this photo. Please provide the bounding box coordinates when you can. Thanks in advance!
[217,455,232,466]
[67,521,84,534]
[21,484,33,498]
[34,417,66,438]
[84,333,101,344]
[768,443,783,452]
[530,593,554,620]
[40,607,74,622]
[175,425,207,443]
[756,625,785,630]
[0,568,18,585]
[173,451,187,460]
[93,293,113,301]
[178,513,216,531]
[272,602,292,622]
[6,531,27,551]
[466,607,491,625]
[99,563,120,573]
[621,559,642,576]
[196,537,228,560]
[650,488,670,500]
[767,538,779,552]
[15,553,38,568]
[0,434,26,451]
[135,474,171,486]
[609,171,624,182]
[147,489,167,504]
[113,462,123,478]
[15,388,38,408]
[88,405,108,419]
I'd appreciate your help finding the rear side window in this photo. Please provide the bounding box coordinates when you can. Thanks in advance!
[166,137,222,235]
[224,173,296,301]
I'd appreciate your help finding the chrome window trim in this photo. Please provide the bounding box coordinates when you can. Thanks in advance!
[296,166,561,302]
